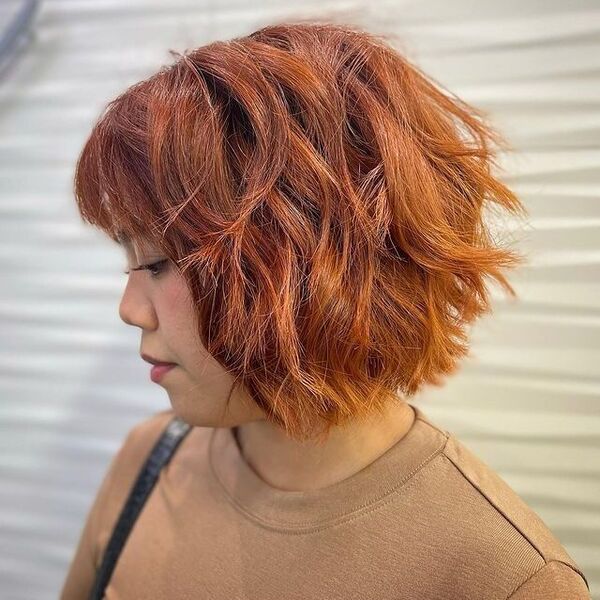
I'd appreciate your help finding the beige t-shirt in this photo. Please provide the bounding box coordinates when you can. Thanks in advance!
[60,404,591,599]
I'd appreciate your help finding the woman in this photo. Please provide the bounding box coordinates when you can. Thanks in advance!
[60,21,590,599]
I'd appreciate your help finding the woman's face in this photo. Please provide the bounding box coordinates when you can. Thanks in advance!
[118,237,265,427]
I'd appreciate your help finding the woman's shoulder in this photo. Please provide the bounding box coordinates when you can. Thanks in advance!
[90,411,180,536]
[59,408,192,599]
[122,407,178,449]
[108,408,178,481]
[440,433,590,594]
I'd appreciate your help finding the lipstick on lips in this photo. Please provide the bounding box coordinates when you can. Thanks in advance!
[141,353,177,383]
[150,363,176,383]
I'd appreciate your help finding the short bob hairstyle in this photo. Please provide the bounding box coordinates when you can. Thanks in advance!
[74,21,527,443]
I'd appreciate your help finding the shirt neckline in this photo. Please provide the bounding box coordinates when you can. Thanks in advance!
[208,403,448,532]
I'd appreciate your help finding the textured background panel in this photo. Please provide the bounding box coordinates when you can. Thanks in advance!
[0,1,598,598]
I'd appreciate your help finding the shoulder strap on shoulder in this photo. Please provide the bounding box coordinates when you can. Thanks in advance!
[88,415,192,600]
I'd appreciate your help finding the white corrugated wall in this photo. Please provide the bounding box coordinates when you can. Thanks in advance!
[0,1,598,598]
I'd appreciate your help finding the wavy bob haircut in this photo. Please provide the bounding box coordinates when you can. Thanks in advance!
[74,21,528,443]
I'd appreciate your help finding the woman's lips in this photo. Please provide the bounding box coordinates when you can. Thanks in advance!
[150,363,176,383]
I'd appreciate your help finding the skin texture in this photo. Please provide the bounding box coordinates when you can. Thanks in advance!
[119,237,416,492]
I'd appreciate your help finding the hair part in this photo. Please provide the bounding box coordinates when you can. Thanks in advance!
[74,20,528,443]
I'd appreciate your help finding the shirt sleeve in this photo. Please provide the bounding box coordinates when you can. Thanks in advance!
[507,560,591,600]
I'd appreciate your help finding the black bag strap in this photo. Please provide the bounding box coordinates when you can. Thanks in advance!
[88,415,192,600]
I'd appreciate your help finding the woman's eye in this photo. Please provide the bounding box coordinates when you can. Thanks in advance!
[145,259,168,277]
[123,259,169,278]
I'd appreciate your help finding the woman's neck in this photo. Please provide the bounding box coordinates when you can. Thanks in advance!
[231,400,416,492]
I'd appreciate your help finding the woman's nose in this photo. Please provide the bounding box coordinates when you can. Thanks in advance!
[118,278,158,331]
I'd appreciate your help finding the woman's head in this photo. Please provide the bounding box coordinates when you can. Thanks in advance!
[74,21,527,443]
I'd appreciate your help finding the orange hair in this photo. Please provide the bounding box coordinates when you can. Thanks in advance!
[74,21,528,442]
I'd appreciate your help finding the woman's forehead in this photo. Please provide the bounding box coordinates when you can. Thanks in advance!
[115,230,156,250]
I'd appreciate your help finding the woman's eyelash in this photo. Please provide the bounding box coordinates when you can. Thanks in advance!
[123,259,169,278]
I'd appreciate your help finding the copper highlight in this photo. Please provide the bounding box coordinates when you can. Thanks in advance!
[73,21,528,443]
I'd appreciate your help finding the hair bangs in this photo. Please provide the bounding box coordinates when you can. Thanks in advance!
[73,81,175,251]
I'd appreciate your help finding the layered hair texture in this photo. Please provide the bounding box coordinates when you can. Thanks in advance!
[74,21,528,442]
